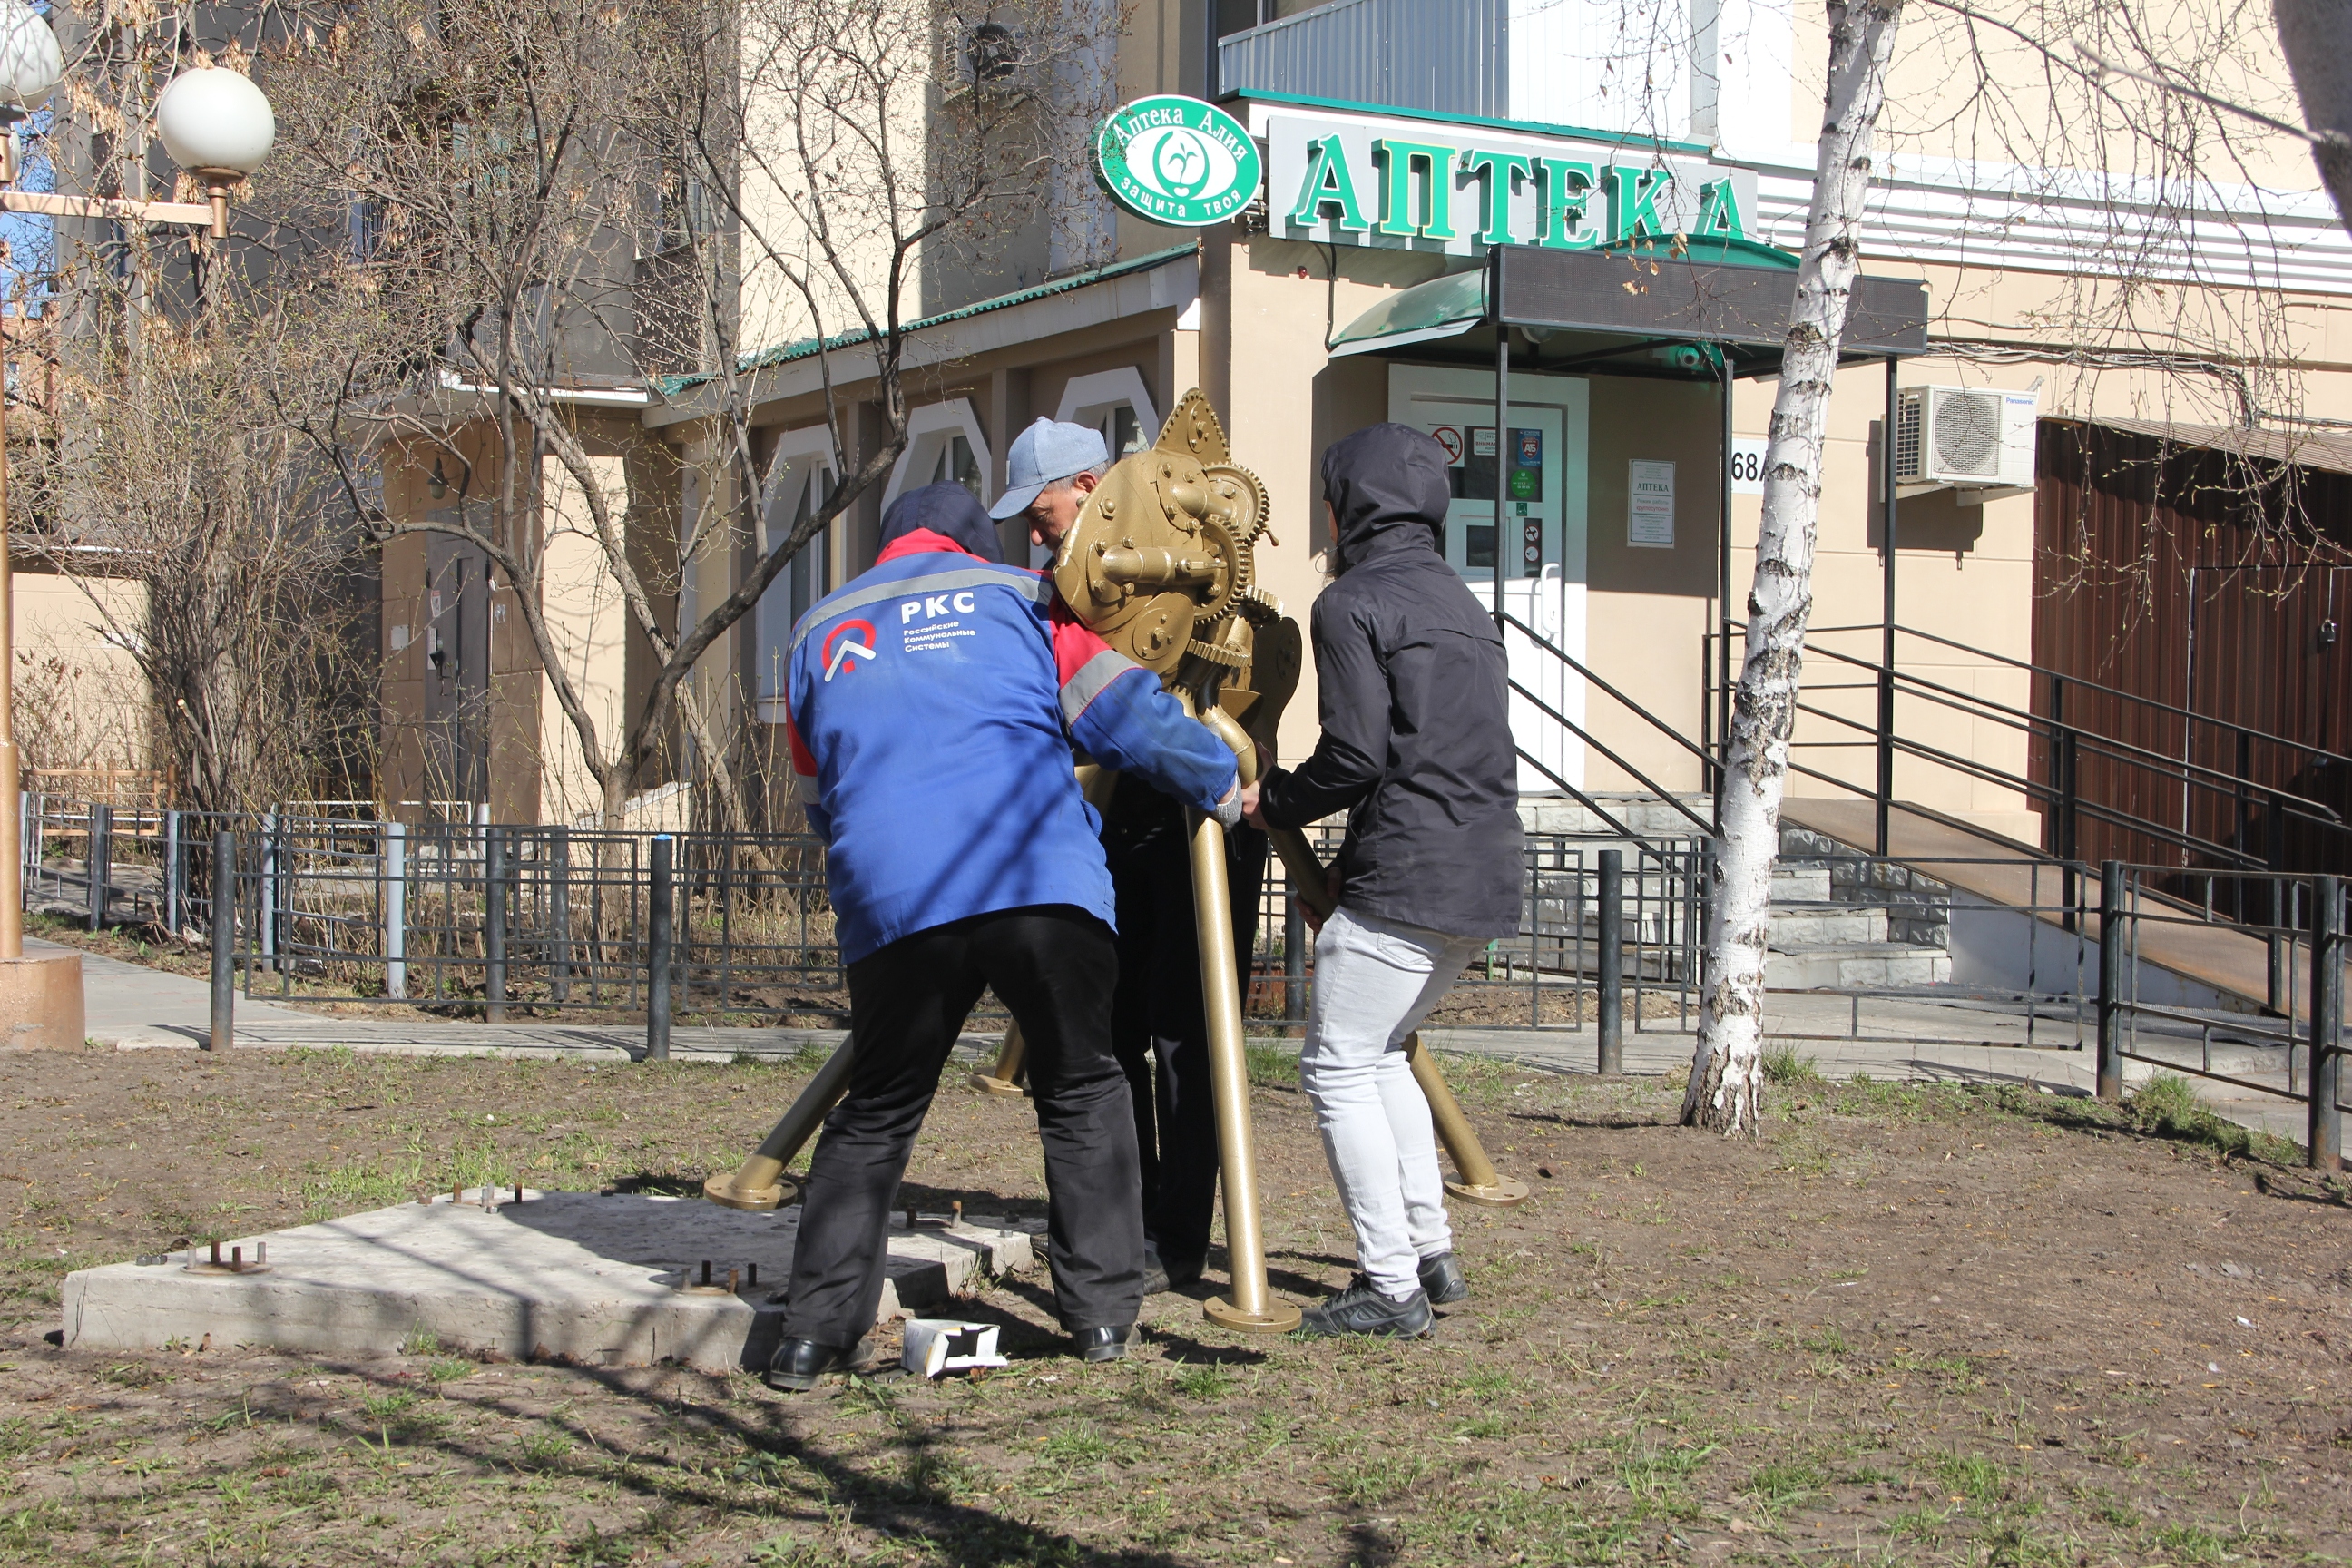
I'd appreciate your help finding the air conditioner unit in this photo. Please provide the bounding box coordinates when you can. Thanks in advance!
[1894,385,2038,493]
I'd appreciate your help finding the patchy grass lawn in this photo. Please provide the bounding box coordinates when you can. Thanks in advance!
[0,1044,2345,1564]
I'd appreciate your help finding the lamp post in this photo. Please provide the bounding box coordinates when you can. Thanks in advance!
[0,1,273,1044]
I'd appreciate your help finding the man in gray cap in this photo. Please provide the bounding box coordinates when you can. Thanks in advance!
[994,416,1268,1298]
[991,416,1111,554]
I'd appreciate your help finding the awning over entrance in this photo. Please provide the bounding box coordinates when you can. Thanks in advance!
[1330,239,1929,377]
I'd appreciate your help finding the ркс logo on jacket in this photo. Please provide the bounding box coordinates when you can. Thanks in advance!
[821,619,878,682]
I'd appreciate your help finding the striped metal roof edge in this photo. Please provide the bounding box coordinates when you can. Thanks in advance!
[656,243,1200,398]
[2068,415,2352,477]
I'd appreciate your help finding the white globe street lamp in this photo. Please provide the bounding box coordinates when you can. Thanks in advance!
[154,66,276,237]
[0,0,60,184]
[0,0,61,116]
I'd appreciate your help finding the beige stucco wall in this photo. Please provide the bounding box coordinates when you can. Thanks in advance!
[9,571,150,777]
[536,454,632,824]
[1778,0,2314,193]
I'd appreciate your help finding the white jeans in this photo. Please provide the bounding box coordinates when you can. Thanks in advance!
[1300,906,1487,1299]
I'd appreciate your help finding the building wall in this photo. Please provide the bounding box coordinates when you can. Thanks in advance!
[8,570,150,779]
[536,452,633,825]
[378,412,681,826]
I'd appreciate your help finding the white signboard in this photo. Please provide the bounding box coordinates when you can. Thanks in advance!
[1728,436,1767,495]
[1258,105,1758,258]
[1628,460,1677,548]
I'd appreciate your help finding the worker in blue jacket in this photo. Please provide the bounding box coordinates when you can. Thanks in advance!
[770,481,1241,1388]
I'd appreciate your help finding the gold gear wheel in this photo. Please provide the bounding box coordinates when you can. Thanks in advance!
[1234,583,1283,625]
[1189,514,1249,630]
[1183,635,1251,667]
[1199,464,1269,546]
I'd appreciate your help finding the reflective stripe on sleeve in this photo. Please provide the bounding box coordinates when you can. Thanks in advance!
[1059,647,1142,727]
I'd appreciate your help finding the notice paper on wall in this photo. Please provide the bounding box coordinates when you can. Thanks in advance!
[1628,460,1676,548]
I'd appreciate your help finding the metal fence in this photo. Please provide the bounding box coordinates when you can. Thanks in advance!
[24,797,2345,1166]
[1232,827,1705,1032]
[2097,863,2347,1167]
[22,796,1709,1032]
[216,818,840,1020]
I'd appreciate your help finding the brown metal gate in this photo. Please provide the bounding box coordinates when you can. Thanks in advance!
[2034,419,2352,880]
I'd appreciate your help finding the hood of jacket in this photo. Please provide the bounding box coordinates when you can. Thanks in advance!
[1320,423,1452,573]
[878,482,1004,564]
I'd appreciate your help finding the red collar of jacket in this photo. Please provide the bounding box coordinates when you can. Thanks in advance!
[876,528,985,564]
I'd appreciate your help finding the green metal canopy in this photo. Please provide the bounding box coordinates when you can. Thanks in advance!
[1328,268,1490,356]
[1327,239,1925,378]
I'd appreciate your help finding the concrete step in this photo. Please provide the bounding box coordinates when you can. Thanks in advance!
[1765,943,1955,989]
[1768,904,1889,945]
[1519,797,1712,838]
[1770,864,1832,902]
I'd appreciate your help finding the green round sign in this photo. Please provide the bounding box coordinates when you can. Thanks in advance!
[1093,95,1262,228]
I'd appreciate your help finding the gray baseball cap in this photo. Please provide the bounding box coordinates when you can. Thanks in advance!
[989,417,1110,520]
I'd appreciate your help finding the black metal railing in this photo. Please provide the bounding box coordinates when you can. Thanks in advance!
[2096,863,2347,1168]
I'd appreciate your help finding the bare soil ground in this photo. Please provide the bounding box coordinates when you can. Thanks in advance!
[0,1044,2346,1565]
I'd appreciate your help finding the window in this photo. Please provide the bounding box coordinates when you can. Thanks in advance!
[965,22,1020,82]
[787,466,835,626]
[1055,368,1160,460]
[929,434,982,498]
[755,449,838,722]
[1104,405,1142,458]
[884,400,995,516]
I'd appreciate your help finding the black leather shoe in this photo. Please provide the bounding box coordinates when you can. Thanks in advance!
[1073,1324,1135,1363]
[1298,1275,1433,1339]
[766,1338,874,1392]
[1418,1250,1468,1306]
[1141,1241,1206,1296]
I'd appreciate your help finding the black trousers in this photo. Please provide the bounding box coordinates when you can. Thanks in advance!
[782,905,1143,1347]
[1102,793,1266,1267]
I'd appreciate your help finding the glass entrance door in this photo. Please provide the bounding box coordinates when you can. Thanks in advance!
[1416,410,1564,587]
[1388,367,1589,793]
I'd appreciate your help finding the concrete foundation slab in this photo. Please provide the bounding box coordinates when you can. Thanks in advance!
[60,1190,1036,1373]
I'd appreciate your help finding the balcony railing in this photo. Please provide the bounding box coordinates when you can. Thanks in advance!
[1217,0,1508,119]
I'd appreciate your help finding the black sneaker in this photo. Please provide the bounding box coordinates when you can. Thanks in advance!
[1298,1275,1432,1338]
[1417,1250,1468,1305]
[1141,1241,1205,1296]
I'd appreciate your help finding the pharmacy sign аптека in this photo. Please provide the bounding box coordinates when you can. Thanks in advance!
[1093,95,1261,227]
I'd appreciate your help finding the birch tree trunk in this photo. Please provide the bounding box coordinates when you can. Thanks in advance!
[1682,0,1905,1133]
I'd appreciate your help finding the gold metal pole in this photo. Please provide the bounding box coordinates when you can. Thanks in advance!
[969,1020,1029,1098]
[704,1035,858,1210]
[1193,803,1299,1333]
[1264,823,1527,1207]
[1406,1034,1527,1203]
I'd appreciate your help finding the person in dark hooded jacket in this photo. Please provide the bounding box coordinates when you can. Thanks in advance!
[1242,423,1524,1338]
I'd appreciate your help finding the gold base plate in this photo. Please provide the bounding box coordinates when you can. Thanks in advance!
[703,1171,789,1211]
[1203,1295,1302,1334]
[968,1073,1028,1099]
[1445,1177,1532,1208]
